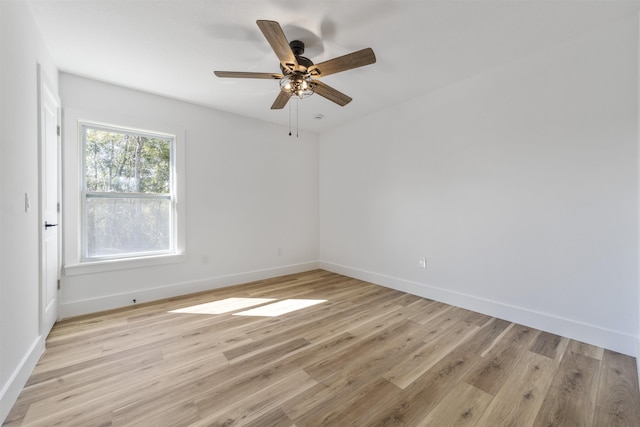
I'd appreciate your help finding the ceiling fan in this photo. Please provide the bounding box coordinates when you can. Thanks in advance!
[214,20,376,109]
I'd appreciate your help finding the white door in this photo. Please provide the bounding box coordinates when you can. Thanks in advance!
[39,66,61,337]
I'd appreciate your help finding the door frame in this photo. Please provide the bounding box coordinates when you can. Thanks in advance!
[37,64,61,337]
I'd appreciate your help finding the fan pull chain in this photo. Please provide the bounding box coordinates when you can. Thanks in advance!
[288,98,300,138]
[288,100,292,136]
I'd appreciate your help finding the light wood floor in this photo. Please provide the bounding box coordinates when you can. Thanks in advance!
[5,270,640,426]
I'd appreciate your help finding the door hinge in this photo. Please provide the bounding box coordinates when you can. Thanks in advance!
[57,202,61,213]
[57,125,61,136]
[57,279,61,290]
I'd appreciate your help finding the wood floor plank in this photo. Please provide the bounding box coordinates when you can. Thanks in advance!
[461,309,493,327]
[288,376,401,426]
[242,407,295,427]
[114,399,200,427]
[529,330,569,361]
[532,349,601,427]
[300,293,403,344]
[383,318,480,389]
[193,369,316,427]
[193,364,309,421]
[407,301,453,325]
[464,324,537,396]
[415,381,494,427]
[302,319,424,383]
[20,350,228,426]
[475,350,558,426]
[360,317,512,425]
[593,350,640,426]
[227,301,356,360]
[110,339,312,426]
[568,339,605,361]
[5,269,640,427]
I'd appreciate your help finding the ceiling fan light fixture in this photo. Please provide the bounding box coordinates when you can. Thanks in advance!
[280,74,314,99]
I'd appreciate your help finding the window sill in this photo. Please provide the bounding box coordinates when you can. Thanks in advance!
[64,252,186,276]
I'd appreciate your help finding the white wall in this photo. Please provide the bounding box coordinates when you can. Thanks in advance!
[0,0,59,421]
[59,74,319,317]
[320,14,639,356]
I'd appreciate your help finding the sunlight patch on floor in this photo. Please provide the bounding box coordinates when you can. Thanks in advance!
[169,297,276,315]
[233,299,327,317]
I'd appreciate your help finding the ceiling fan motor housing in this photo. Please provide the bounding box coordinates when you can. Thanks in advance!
[289,40,305,56]
[285,40,314,73]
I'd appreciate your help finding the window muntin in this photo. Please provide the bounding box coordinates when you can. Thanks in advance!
[81,123,176,260]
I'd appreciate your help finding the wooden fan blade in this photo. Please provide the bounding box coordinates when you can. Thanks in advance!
[308,48,376,77]
[214,71,282,79]
[256,20,298,72]
[311,80,352,106]
[271,90,291,109]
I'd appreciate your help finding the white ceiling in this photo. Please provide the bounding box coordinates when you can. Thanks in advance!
[26,0,640,133]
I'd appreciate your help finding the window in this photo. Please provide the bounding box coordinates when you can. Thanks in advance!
[81,122,177,260]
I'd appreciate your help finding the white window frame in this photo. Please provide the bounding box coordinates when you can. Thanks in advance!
[80,122,176,261]
[63,109,186,276]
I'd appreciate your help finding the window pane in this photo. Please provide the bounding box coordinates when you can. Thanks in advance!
[84,127,171,193]
[85,196,171,258]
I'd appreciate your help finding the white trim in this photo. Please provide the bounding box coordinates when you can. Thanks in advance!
[78,121,179,262]
[636,9,640,383]
[59,261,319,318]
[637,337,640,389]
[62,108,187,274]
[37,63,61,337]
[0,336,45,423]
[319,261,638,357]
[64,252,186,276]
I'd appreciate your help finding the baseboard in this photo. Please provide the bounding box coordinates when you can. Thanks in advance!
[59,261,320,318]
[319,261,637,357]
[0,336,45,425]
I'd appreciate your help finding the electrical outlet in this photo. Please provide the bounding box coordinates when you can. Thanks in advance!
[201,254,210,265]
[419,257,427,269]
